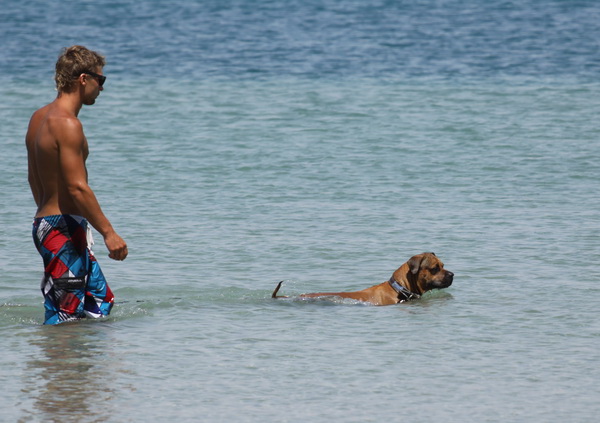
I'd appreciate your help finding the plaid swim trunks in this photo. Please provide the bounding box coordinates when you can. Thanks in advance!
[32,214,114,325]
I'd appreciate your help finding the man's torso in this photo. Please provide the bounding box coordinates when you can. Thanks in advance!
[26,101,88,218]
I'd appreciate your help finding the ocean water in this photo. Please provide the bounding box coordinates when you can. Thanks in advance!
[1,1,599,422]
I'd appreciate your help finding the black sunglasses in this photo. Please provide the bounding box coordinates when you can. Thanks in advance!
[83,71,106,87]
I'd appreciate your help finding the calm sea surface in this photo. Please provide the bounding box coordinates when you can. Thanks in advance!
[1,1,599,422]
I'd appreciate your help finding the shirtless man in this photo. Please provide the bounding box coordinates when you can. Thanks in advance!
[26,45,128,324]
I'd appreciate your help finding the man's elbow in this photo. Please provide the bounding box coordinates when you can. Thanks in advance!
[67,181,90,200]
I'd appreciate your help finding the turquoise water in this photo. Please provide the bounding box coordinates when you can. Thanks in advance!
[1,1,600,422]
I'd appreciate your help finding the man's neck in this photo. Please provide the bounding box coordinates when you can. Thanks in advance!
[56,91,83,117]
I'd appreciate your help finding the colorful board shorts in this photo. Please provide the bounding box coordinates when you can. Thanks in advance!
[32,215,114,325]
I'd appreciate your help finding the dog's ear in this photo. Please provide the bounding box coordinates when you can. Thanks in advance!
[408,254,424,275]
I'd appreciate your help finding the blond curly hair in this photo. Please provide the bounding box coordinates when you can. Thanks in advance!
[55,45,105,93]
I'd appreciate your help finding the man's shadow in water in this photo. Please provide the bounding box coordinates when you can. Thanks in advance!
[24,322,122,422]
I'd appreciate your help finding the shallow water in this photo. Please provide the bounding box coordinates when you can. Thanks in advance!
[1,1,600,422]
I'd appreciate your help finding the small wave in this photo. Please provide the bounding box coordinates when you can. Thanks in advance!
[0,302,43,327]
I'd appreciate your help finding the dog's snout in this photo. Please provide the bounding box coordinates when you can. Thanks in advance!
[446,271,454,279]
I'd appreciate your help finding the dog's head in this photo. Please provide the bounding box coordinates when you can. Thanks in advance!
[400,252,454,294]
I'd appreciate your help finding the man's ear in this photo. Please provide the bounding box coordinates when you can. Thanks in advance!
[77,73,87,86]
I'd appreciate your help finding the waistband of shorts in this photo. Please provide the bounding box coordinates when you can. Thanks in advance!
[33,214,87,224]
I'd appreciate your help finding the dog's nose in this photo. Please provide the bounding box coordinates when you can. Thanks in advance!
[446,271,454,280]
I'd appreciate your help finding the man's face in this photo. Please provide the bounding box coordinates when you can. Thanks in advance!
[82,67,104,105]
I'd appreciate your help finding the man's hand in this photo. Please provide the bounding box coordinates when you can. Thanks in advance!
[104,231,128,261]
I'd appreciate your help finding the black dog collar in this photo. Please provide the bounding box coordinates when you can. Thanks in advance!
[388,276,420,302]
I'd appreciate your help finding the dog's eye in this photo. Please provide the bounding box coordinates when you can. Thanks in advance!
[430,266,440,274]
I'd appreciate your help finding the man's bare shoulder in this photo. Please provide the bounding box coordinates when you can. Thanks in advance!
[48,105,81,128]
[29,101,81,132]
[42,106,84,146]
[27,104,51,134]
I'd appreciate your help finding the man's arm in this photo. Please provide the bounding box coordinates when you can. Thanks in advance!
[57,117,128,260]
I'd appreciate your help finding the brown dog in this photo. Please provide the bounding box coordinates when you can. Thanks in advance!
[272,252,453,305]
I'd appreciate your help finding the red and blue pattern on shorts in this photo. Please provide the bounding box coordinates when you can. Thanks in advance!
[32,215,114,325]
